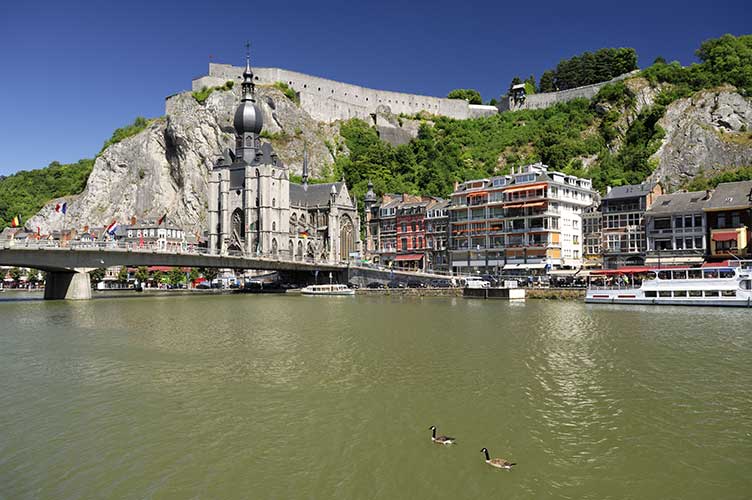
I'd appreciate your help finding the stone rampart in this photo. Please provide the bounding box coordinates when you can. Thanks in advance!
[500,70,640,112]
[193,64,486,123]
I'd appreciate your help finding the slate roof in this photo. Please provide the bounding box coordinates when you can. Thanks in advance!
[704,181,752,210]
[645,191,709,215]
[289,182,344,206]
[604,182,658,200]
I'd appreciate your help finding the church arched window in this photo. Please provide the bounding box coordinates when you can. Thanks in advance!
[232,209,245,239]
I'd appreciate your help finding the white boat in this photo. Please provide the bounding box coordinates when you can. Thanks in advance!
[586,261,752,307]
[300,284,355,296]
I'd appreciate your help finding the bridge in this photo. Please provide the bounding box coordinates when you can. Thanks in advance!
[0,241,452,300]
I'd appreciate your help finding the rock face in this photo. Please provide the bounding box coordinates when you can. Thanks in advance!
[28,85,340,234]
[649,87,752,190]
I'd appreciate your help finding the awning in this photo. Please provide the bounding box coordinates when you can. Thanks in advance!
[712,231,738,242]
[503,182,548,194]
[503,263,547,270]
[645,256,704,265]
[395,254,424,261]
[468,191,488,197]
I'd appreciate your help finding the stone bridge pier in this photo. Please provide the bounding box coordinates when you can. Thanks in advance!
[44,268,92,300]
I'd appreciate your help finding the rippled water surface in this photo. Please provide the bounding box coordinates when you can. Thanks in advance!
[1,293,751,499]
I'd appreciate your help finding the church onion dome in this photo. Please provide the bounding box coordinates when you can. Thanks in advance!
[233,100,263,135]
[365,180,377,203]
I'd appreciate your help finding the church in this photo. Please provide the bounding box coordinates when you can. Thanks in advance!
[208,51,360,262]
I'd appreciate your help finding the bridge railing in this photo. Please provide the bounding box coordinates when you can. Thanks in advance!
[1,238,347,267]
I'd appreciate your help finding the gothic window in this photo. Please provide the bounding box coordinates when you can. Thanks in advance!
[339,215,355,261]
[246,136,253,146]
[288,240,293,258]
[232,208,245,239]
[271,238,278,255]
[297,240,303,259]
[272,221,276,231]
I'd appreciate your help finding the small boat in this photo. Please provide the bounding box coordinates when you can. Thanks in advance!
[300,284,355,296]
[585,260,752,307]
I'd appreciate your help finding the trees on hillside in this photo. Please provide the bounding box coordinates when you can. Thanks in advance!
[539,47,638,91]
[447,89,482,104]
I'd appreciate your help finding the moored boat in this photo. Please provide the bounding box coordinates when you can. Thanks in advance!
[300,284,355,296]
[585,261,752,307]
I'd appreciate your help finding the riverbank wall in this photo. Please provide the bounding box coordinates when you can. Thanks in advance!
[526,288,586,300]
[356,288,462,297]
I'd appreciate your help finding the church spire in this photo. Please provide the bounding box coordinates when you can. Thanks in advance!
[241,41,256,102]
[302,145,309,190]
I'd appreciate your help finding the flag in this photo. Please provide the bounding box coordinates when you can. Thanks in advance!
[61,203,67,215]
[299,230,309,238]
[157,213,167,225]
[106,220,119,235]
[10,215,21,228]
[55,203,60,212]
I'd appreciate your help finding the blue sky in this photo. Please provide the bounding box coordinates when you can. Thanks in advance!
[0,0,748,176]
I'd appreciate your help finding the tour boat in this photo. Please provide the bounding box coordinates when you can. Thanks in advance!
[300,284,355,296]
[586,261,752,307]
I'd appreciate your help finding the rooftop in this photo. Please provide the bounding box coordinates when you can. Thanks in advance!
[604,182,658,200]
[703,180,752,210]
[645,190,710,215]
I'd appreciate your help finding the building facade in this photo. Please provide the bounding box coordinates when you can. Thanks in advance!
[448,163,595,275]
[601,182,663,269]
[207,52,359,262]
[425,199,449,273]
[703,181,752,260]
[644,190,709,266]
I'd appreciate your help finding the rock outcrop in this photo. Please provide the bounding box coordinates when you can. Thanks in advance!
[28,85,339,234]
[649,87,752,190]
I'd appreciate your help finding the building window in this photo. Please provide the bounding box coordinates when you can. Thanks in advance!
[400,238,407,251]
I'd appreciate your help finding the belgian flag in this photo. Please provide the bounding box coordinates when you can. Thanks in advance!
[10,215,21,228]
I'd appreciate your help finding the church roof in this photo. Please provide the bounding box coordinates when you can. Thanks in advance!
[289,181,346,206]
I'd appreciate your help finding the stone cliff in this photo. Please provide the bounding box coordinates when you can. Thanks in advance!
[29,85,340,234]
[649,86,752,190]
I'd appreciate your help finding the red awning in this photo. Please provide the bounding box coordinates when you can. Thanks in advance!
[711,231,738,242]
[395,254,424,261]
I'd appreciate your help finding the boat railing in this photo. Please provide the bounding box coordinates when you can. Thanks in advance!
[587,284,642,291]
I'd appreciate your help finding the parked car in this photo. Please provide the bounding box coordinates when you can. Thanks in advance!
[480,274,500,287]
[387,280,407,289]
[463,276,491,289]
[367,281,386,289]
[430,278,452,288]
[406,279,427,288]
[347,281,360,289]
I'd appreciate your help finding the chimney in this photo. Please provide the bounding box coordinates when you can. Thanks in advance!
[606,186,612,195]
[453,181,459,191]
[705,189,712,200]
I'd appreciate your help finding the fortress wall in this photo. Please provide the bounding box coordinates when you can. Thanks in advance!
[197,64,474,122]
[467,104,500,118]
[505,70,640,111]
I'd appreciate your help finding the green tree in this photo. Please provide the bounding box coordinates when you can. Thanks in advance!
[135,266,149,283]
[539,70,556,92]
[167,268,185,287]
[9,267,21,281]
[117,266,129,283]
[90,268,106,284]
[508,76,522,92]
[447,89,482,104]
[524,75,537,94]
[199,267,219,282]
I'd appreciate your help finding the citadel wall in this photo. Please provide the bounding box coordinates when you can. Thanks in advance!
[500,70,640,111]
[193,63,496,122]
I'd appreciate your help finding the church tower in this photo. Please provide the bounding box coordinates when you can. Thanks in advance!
[208,45,290,257]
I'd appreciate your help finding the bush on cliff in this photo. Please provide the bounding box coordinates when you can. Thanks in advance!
[447,89,482,104]
[100,116,154,153]
[273,82,299,104]
[192,80,235,104]
[0,159,93,229]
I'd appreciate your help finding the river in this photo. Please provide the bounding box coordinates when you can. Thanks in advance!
[0,292,750,499]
